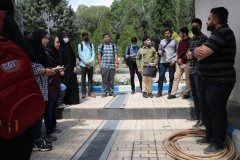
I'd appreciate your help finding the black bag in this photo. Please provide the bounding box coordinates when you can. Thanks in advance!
[141,48,157,77]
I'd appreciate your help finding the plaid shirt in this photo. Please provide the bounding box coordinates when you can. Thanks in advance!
[31,62,48,101]
[98,42,117,69]
[187,33,208,74]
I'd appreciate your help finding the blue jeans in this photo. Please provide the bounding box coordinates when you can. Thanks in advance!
[58,83,66,105]
[200,81,235,147]
[158,63,175,94]
[189,73,202,121]
[44,101,58,134]
[33,102,46,142]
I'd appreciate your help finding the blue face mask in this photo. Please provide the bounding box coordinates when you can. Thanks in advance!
[132,44,137,47]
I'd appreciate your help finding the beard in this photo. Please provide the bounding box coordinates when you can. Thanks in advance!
[207,21,215,31]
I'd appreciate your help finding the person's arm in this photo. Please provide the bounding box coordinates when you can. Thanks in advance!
[78,44,87,64]
[136,49,142,73]
[125,46,130,59]
[98,44,102,67]
[89,44,95,63]
[173,40,179,62]
[31,62,55,76]
[114,52,119,69]
[194,45,214,61]
[158,41,163,56]
[153,49,159,65]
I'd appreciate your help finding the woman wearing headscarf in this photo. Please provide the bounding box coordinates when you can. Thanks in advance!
[29,29,55,152]
[0,0,34,159]
[44,35,64,141]
[59,32,79,104]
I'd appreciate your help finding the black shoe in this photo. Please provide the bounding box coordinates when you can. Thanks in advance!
[102,93,107,98]
[148,93,153,98]
[131,90,135,94]
[143,92,148,98]
[33,140,52,152]
[196,137,211,144]
[167,94,176,99]
[109,92,116,97]
[155,93,162,98]
[192,120,204,128]
[182,94,190,99]
[203,143,223,154]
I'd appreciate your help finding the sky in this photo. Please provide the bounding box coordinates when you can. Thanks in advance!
[68,0,115,11]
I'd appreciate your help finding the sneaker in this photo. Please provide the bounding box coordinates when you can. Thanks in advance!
[192,120,204,128]
[182,94,190,99]
[143,92,148,98]
[155,93,162,98]
[196,137,211,144]
[109,92,116,97]
[33,140,52,152]
[54,127,62,133]
[167,94,176,99]
[82,94,86,98]
[88,94,96,98]
[203,143,223,154]
[102,93,107,98]
[47,133,57,141]
[148,93,153,98]
[131,90,135,94]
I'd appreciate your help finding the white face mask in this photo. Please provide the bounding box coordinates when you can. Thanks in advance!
[146,40,152,46]
[63,38,69,43]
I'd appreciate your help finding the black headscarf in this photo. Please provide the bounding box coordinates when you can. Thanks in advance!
[45,35,61,67]
[28,29,49,67]
[153,38,160,51]
[0,0,14,16]
[58,32,76,66]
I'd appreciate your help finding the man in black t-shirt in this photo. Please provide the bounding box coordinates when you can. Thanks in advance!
[194,7,236,154]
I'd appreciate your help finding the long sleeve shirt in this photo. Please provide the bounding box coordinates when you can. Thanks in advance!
[177,37,190,65]
[125,45,140,62]
[78,42,95,67]
[186,33,208,74]
[136,46,159,70]
[158,38,178,63]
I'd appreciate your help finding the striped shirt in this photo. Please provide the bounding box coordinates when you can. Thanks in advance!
[31,62,48,101]
[199,24,236,83]
[187,33,208,74]
[98,42,117,69]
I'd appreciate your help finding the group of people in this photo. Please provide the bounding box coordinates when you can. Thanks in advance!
[0,0,236,158]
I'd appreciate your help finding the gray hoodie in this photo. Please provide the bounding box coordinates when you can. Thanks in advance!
[158,38,178,63]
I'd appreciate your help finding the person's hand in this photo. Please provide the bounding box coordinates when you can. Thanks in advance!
[177,59,183,65]
[194,47,204,58]
[152,63,156,67]
[115,64,119,69]
[187,51,193,59]
[87,66,91,70]
[162,49,166,54]
[131,54,136,57]
[138,69,142,73]
[60,71,64,76]
[170,61,175,66]
[46,68,56,76]
[54,65,65,71]
[73,67,77,73]
[85,62,90,66]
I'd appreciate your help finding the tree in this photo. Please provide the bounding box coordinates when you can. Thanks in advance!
[117,25,137,57]
[177,0,189,29]
[148,0,178,39]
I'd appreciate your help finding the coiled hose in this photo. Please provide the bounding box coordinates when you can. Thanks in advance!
[162,128,239,160]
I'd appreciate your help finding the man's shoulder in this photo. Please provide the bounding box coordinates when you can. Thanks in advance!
[200,33,208,39]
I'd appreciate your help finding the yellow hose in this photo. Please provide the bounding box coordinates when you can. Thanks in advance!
[162,128,239,160]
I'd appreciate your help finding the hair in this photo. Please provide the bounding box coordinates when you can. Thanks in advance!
[179,27,189,36]
[164,28,172,34]
[24,31,30,36]
[103,33,109,38]
[131,37,137,42]
[210,7,228,25]
[0,0,14,16]
[191,18,202,27]
[142,35,150,42]
[82,32,88,38]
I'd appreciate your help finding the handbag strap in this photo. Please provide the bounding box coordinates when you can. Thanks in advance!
[141,48,144,66]
[163,39,173,49]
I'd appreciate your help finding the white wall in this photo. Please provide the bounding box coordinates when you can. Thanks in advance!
[195,0,240,103]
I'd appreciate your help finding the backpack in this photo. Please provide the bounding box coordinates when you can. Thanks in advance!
[78,42,92,61]
[125,45,140,66]
[0,11,45,140]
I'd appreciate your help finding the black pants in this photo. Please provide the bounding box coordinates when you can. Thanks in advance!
[128,60,142,91]
[81,66,93,95]
[0,126,34,160]
[189,73,202,121]
[200,81,235,147]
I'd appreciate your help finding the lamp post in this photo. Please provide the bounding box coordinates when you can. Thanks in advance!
[42,9,54,36]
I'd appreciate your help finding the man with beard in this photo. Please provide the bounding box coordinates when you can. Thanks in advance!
[168,27,191,99]
[194,7,236,154]
[78,32,96,98]
[186,18,208,128]
[156,29,178,98]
